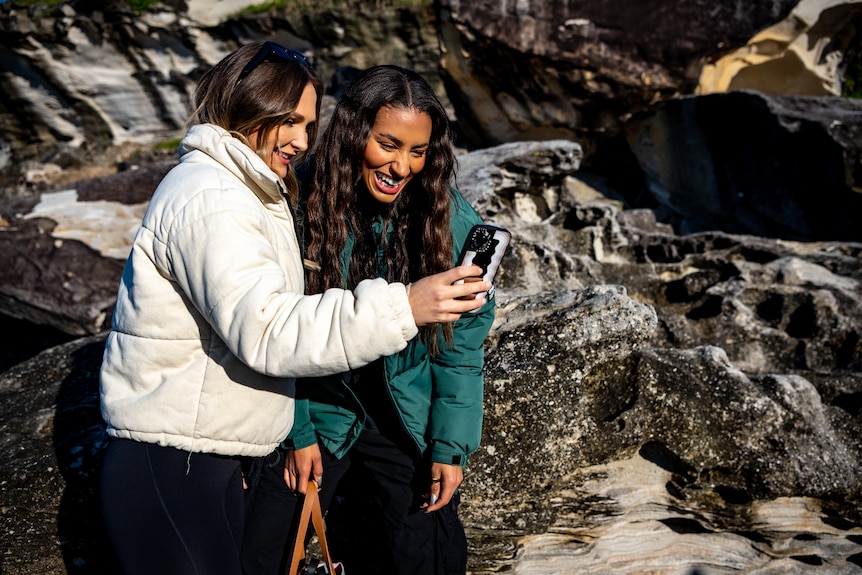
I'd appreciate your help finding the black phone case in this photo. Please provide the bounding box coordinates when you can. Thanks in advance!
[456,224,511,306]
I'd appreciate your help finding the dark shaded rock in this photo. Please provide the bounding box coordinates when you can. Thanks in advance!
[624,91,862,241]
[0,314,75,373]
[0,218,122,335]
[0,334,116,575]
[69,159,174,204]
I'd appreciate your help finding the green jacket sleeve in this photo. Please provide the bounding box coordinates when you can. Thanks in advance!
[427,304,494,464]
[281,388,318,451]
[427,190,496,465]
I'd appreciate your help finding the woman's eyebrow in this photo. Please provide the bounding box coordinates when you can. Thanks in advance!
[376,132,430,149]
[376,131,402,145]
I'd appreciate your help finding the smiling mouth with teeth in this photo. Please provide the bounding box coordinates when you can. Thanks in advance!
[274,142,295,164]
[276,149,293,163]
[376,172,403,192]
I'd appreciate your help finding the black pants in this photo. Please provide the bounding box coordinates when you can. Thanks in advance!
[241,418,467,575]
[99,438,246,575]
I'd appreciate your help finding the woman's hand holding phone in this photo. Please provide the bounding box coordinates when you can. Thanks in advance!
[408,224,511,325]
[408,265,490,326]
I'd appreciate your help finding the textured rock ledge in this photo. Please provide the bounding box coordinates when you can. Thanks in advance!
[1,139,860,574]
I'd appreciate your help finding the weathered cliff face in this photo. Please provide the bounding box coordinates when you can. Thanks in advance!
[1,0,860,242]
[698,0,862,96]
[0,1,444,195]
[435,0,802,146]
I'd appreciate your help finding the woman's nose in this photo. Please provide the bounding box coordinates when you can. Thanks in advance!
[292,130,308,152]
[390,154,409,178]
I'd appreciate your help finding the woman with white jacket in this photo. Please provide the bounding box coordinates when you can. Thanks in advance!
[97,41,488,575]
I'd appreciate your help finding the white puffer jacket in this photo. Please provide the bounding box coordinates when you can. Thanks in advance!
[100,123,418,457]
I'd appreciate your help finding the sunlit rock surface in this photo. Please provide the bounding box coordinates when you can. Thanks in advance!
[697,0,862,96]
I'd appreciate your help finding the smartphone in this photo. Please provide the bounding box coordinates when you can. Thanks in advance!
[456,224,511,307]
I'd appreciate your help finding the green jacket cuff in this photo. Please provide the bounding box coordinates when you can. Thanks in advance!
[281,398,317,450]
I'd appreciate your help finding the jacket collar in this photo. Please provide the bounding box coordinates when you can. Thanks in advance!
[179,123,286,204]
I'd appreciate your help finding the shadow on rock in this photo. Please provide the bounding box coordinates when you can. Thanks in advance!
[52,340,117,573]
[0,334,117,575]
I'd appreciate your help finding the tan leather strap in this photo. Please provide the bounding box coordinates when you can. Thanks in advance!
[288,480,336,575]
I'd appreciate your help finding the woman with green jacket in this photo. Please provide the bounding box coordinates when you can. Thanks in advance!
[241,65,495,575]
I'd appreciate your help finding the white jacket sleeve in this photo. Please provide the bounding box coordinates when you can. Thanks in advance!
[164,193,417,378]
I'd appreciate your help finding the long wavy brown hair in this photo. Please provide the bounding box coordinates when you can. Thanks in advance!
[188,41,323,204]
[304,65,457,351]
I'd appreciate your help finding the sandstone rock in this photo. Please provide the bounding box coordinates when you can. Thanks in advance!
[186,0,260,26]
[697,0,862,96]
[504,452,862,575]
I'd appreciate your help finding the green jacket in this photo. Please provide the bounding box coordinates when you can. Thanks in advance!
[284,190,494,465]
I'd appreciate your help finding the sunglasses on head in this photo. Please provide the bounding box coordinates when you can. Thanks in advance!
[238,41,310,82]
